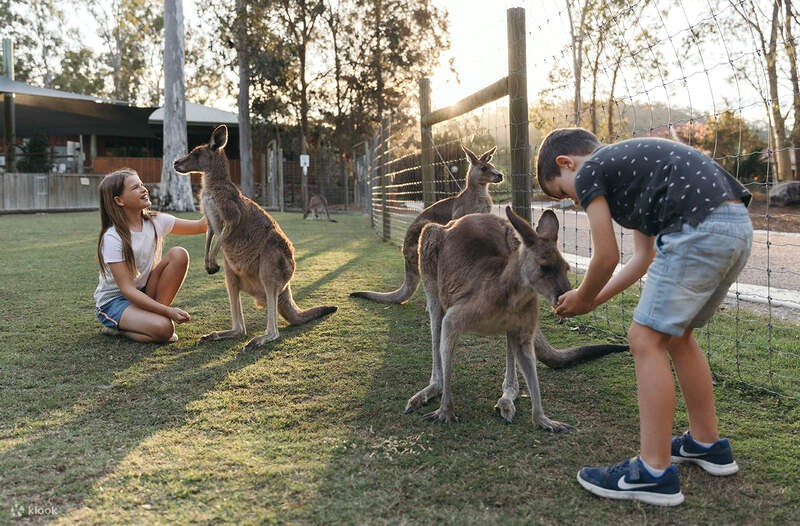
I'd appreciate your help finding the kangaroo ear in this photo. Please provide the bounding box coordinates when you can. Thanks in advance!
[536,209,560,241]
[505,206,537,245]
[461,144,479,165]
[479,146,497,163]
[210,125,228,151]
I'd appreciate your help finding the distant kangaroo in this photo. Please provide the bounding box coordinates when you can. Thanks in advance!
[303,193,337,222]
[173,125,337,350]
[406,207,582,430]
[351,145,626,369]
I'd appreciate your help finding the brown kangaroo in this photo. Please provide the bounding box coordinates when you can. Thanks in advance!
[303,193,337,222]
[351,144,500,304]
[406,207,596,431]
[351,145,625,369]
[173,125,337,350]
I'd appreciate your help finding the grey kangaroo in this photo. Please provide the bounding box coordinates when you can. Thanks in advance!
[351,144,499,304]
[303,193,337,222]
[406,207,588,431]
[352,145,626,369]
[173,125,337,350]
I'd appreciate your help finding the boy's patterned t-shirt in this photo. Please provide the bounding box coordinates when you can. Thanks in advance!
[575,137,751,236]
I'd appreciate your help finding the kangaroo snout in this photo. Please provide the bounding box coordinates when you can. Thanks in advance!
[492,172,503,183]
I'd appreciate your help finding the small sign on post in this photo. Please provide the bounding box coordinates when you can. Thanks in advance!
[299,154,310,176]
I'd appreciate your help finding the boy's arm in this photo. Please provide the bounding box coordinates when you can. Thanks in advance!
[555,196,619,317]
[171,215,208,235]
[591,229,654,308]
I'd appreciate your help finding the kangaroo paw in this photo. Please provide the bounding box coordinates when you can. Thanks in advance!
[205,263,220,275]
[423,408,459,423]
[494,397,516,424]
[405,385,440,414]
[534,415,574,433]
[243,332,280,351]
[199,329,243,344]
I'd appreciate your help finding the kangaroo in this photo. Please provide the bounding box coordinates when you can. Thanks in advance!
[173,125,337,350]
[303,193,337,222]
[406,207,598,431]
[351,144,499,304]
[352,145,626,369]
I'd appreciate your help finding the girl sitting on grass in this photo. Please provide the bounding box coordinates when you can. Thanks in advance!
[94,168,206,343]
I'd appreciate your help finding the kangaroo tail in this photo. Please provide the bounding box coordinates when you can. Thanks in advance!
[278,284,337,325]
[534,327,628,369]
[350,266,420,304]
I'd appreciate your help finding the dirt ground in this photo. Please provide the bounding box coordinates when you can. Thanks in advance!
[747,191,800,233]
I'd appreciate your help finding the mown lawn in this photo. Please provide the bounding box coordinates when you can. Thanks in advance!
[0,210,797,525]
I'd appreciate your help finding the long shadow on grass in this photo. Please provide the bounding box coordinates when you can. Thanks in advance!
[0,334,274,513]
[0,272,358,521]
[295,292,640,524]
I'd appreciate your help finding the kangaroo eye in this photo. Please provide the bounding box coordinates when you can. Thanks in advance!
[480,166,488,172]
[540,265,554,273]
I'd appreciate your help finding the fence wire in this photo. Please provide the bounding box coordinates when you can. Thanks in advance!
[362,1,800,401]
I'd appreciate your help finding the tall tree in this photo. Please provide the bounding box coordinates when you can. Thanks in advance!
[235,0,254,198]
[728,0,792,181]
[565,0,591,126]
[85,0,163,104]
[782,0,800,179]
[274,0,325,206]
[334,0,449,141]
[160,0,195,211]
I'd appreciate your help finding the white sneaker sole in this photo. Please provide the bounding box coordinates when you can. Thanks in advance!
[577,472,685,506]
[671,456,739,476]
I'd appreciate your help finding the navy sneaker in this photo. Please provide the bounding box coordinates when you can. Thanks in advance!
[577,457,684,506]
[671,431,739,476]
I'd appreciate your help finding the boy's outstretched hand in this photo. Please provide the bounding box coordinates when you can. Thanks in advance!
[554,289,594,317]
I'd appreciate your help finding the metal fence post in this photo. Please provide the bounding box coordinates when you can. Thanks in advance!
[507,7,531,221]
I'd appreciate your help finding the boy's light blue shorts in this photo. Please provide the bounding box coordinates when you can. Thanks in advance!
[634,202,753,337]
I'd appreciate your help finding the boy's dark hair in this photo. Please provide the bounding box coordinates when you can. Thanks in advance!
[536,128,601,195]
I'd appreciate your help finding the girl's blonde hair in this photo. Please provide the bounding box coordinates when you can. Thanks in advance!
[96,168,157,278]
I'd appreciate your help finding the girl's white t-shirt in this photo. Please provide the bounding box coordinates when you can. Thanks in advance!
[94,213,176,308]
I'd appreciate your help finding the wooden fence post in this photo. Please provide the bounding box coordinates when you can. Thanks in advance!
[419,78,435,208]
[507,7,531,222]
[379,117,391,241]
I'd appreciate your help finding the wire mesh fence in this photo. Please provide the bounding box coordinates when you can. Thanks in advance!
[360,2,800,401]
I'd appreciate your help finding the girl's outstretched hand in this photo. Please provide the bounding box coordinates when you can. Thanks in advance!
[167,306,191,323]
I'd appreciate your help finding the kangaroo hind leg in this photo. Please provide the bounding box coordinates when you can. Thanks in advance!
[200,266,246,343]
[511,329,573,432]
[243,262,283,350]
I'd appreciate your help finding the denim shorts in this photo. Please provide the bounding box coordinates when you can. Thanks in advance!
[633,202,753,336]
[96,287,146,328]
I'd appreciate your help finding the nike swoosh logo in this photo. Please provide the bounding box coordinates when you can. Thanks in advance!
[617,476,658,490]
[679,445,708,457]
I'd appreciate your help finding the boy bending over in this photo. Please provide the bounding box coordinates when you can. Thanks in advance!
[537,128,751,506]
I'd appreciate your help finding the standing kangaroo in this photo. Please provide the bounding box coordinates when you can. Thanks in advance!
[173,125,337,350]
[351,145,626,369]
[406,207,582,430]
[303,193,337,222]
[351,144,500,304]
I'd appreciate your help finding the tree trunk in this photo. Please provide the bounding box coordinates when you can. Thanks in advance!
[765,3,792,181]
[160,0,195,212]
[565,0,588,126]
[784,0,800,180]
[236,0,254,197]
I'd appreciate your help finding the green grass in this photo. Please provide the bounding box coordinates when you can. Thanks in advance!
[0,210,798,524]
